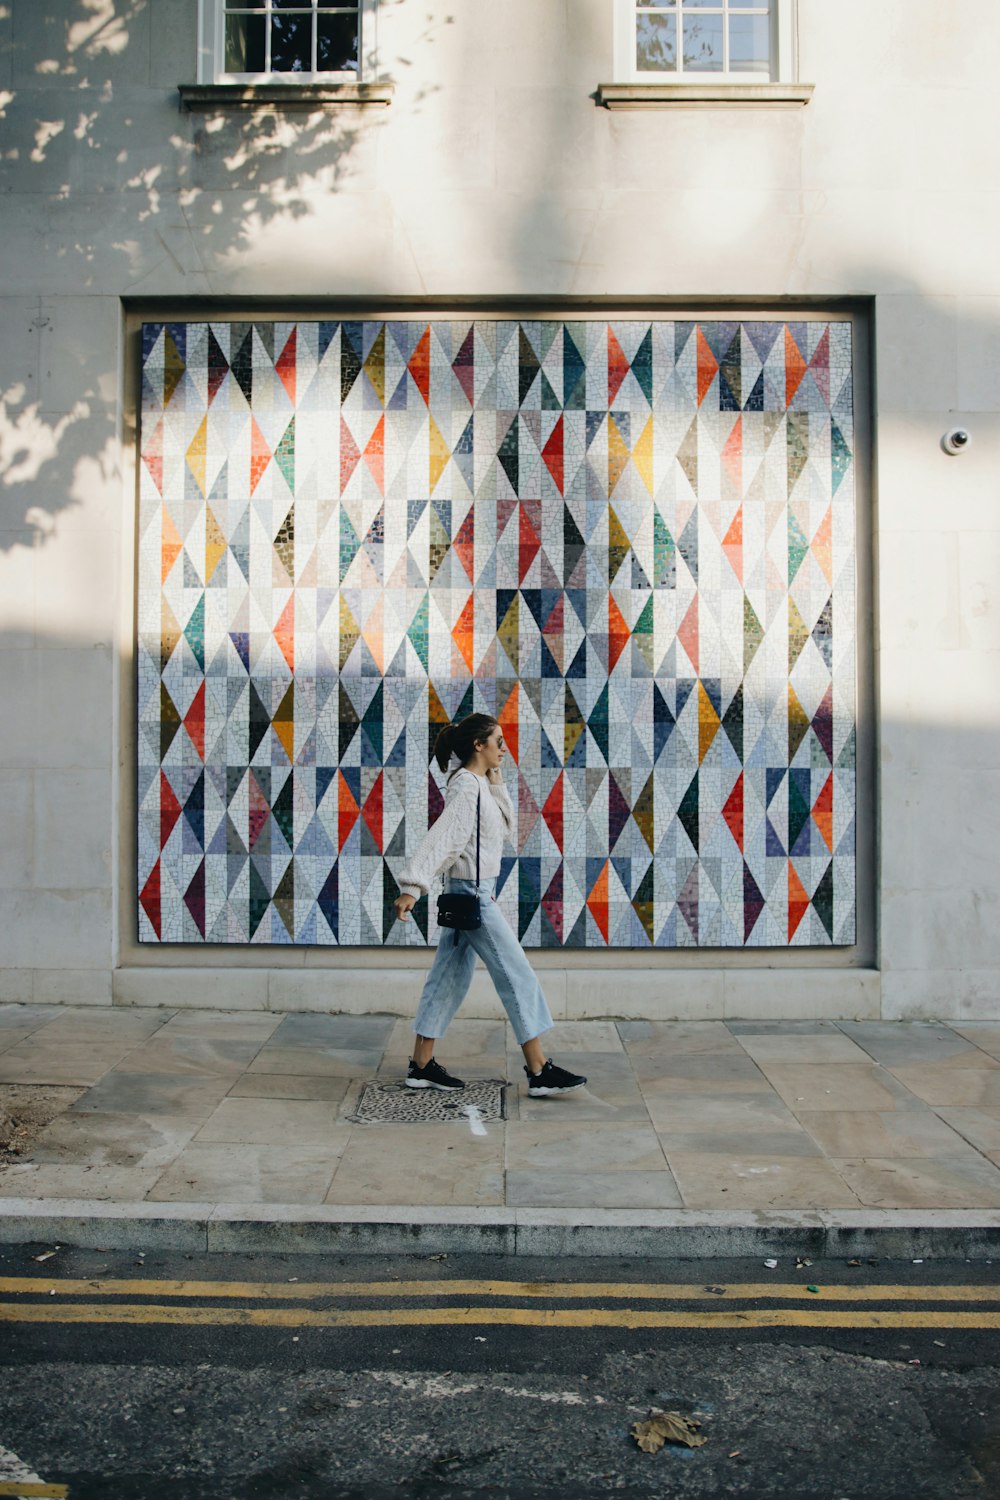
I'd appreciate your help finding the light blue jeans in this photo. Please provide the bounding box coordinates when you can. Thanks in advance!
[413,877,554,1046]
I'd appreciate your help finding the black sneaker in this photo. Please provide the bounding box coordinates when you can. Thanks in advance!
[524,1059,587,1096]
[406,1057,465,1091]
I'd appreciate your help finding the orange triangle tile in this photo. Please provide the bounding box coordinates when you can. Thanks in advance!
[812,503,833,585]
[698,679,721,764]
[361,593,385,674]
[722,770,743,851]
[678,595,699,673]
[498,681,519,765]
[274,593,295,674]
[272,680,295,762]
[144,417,165,495]
[785,325,808,408]
[275,326,296,405]
[608,593,630,672]
[340,416,361,495]
[788,861,810,940]
[428,678,450,736]
[183,680,206,761]
[722,503,743,583]
[587,859,610,944]
[608,325,630,405]
[541,771,564,851]
[363,413,385,494]
[812,771,834,852]
[338,770,360,852]
[541,414,564,494]
[249,415,271,494]
[408,326,432,406]
[452,592,475,673]
[696,326,718,406]
[161,507,182,584]
[722,413,742,491]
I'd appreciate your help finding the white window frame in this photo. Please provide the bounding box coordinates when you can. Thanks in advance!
[613,0,795,84]
[197,0,379,85]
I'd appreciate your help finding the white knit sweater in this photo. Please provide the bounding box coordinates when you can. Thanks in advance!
[397,768,515,898]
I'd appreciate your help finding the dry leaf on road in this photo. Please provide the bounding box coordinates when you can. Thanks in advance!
[631,1410,707,1453]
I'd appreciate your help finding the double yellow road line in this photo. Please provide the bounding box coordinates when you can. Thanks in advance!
[2,1276,999,1330]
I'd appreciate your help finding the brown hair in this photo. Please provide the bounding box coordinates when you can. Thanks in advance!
[432,713,500,775]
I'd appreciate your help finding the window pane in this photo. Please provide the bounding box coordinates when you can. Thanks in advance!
[729,14,770,71]
[226,2,265,10]
[317,12,358,71]
[682,11,723,70]
[272,1,313,9]
[681,1,722,9]
[319,2,359,8]
[271,13,312,70]
[637,2,675,8]
[636,13,677,71]
[225,13,266,71]
[730,1,768,8]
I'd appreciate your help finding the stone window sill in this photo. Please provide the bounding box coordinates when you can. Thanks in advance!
[178,82,394,111]
[596,81,814,110]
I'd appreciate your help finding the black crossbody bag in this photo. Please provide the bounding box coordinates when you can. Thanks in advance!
[436,782,482,940]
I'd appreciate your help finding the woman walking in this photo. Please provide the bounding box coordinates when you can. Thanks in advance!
[393,712,586,1098]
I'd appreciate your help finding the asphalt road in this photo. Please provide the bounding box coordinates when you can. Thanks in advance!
[1,1242,998,1499]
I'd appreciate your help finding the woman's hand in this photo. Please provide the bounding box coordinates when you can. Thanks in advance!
[394,892,417,922]
[487,766,503,784]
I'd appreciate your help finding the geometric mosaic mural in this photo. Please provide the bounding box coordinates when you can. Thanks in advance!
[137,319,856,947]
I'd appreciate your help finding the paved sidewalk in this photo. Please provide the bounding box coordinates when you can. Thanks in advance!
[2,1004,1000,1222]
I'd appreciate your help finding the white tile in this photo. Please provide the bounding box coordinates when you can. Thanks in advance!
[33,770,111,890]
[723,971,880,1021]
[0,889,111,969]
[113,969,269,1012]
[878,970,1000,1023]
[0,534,36,646]
[38,296,119,415]
[564,970,724,1022]
[33,649,114,769]
[0,770,33,887]
[874,295,957,413]
[877,529,960,652]
[957,297,1000,411]
[0,972,34,1005]
[33,969,112,1006]
[32,527,117,648]
[958,531,1000,653]
[880,770,963,897]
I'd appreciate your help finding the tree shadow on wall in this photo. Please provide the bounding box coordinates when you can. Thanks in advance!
[0,0,447,547]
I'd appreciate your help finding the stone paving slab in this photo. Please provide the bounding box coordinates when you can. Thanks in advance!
[2,1005,1000,1253]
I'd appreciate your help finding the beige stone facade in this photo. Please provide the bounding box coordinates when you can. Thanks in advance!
[0,1,997,1019]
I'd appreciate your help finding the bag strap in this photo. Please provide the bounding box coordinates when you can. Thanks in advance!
[475,783,481,887]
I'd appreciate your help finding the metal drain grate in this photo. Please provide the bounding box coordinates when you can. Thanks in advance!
[349,1078,508,1125]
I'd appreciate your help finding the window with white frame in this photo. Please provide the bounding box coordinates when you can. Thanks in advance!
[615,0,794,82]
[203,0,378,82]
